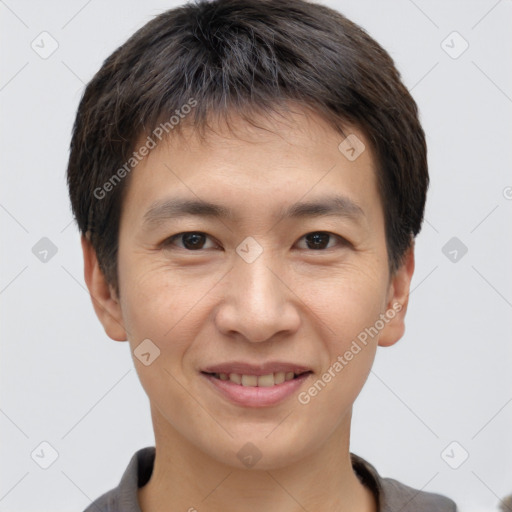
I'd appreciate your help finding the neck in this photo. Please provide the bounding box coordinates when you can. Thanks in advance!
[138,407,376,512]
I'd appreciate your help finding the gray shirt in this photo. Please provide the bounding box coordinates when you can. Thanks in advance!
[83,447,457,512]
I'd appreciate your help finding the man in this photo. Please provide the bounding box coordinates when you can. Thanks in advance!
[67,0,457,510]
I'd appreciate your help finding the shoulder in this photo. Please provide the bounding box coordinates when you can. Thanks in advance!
[380,477,457,512]
[83,488,118,512]
[82,447,156,512]
[351,453,457,512]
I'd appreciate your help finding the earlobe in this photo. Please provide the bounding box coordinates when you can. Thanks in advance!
[81,234,128,342]
[378,244,415,348]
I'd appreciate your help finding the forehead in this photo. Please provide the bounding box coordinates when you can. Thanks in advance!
[120,107,381,230]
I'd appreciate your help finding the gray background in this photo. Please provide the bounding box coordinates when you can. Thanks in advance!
[1,0,511,510]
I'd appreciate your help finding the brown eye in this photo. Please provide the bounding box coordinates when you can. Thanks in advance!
[164,232,217,250]
[181,233,206,249]
[305,232,330,250]
[297,232,346,250]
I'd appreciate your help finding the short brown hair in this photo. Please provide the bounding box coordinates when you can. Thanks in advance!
[67,0,428,296]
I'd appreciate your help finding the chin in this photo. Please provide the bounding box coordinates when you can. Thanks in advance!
[205,430,318,471]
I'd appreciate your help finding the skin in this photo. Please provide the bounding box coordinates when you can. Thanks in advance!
[82,106,415,512]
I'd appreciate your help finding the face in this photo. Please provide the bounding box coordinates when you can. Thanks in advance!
[84,107,414,470]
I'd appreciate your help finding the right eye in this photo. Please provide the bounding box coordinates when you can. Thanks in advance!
[161,232,220,251]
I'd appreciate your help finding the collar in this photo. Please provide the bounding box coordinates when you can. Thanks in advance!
[105,446,456,512]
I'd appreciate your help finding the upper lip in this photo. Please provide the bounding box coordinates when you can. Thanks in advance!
[201,361,312,376]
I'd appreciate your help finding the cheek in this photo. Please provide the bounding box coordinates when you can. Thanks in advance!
[119,256,219,356]
[118,265,205,419]
[295,265,386,403]
[302,265,388,343]
[295,274,385,431]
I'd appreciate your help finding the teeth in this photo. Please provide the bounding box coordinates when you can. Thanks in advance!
[214,371,306,387]
[274,372,285,384]
[241,375,258,386]
[257,374,275,387]
[229,373,242,384]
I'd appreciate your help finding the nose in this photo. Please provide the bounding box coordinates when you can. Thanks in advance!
[214,253,301,343]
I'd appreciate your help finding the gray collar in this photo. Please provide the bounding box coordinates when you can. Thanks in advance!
[84,446,456,512]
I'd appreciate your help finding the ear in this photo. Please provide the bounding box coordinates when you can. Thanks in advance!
[378,244,415,347]
[81,234,128,342]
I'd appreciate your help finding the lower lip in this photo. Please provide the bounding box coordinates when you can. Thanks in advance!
[202,373,311,408]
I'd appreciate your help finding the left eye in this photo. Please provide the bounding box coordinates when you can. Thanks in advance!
[296,232,345,250]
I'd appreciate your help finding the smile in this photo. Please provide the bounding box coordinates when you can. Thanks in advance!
[206,371,308,387]
[200,363,313,407]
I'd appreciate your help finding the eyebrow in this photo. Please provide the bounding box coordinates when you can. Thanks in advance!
[142,194,365,228]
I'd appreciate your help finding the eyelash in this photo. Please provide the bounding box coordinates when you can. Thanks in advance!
[161,231,350,252]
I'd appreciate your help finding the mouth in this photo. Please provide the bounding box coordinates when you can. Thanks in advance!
[201,370,312,387]
[200,362,313,407]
